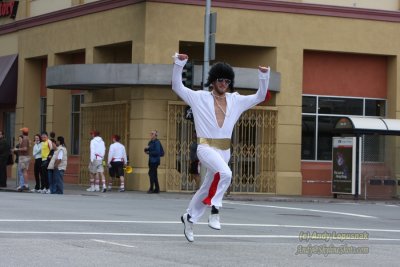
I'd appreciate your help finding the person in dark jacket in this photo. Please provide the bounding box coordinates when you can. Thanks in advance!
[0,130,10,187]
[144,130,162,193]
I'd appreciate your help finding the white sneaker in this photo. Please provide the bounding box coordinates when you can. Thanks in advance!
[30,189,37,193]
[208,214,221,230]
[86,186,95,192]
[181,213,194,242]
[94,185,100,192]
[46,189,51,194]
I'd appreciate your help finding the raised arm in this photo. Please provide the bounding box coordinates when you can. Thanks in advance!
[171,53,195,106]
[236,66,270,112]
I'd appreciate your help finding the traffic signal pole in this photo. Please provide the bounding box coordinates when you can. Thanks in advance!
[202,0,211,91]
[200,0,212,184]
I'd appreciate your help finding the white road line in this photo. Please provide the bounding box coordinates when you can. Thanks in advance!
[0,231,398,242]
[223,201,377,219]
[0,219,178,223]
[1,219,400,233]
[221,223,400,233]
[92,239,136,248]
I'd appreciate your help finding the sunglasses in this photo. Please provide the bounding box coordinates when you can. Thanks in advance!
[216,78,231,85]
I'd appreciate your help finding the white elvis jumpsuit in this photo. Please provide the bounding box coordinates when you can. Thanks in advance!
[172,55,270,223]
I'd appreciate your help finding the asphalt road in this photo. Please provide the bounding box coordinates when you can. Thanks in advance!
[0,189,399,267]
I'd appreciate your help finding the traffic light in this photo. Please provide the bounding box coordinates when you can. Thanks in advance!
[182,61,194,88]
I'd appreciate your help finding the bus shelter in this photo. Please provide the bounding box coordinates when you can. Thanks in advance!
[333,116,400,199]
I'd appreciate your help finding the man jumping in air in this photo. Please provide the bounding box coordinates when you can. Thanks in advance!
[172,53,270,242]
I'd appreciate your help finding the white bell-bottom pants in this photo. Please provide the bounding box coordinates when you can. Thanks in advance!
[186,144,232,223]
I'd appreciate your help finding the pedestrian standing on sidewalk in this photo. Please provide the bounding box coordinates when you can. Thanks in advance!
[107,134,127,192]
[172,53,270,242]
[47,138,57,194]
[31,134,42,192]
[15,128,31,191]
[0,130,10,188]
[13,136,23,188]
[144,130,162,194]
[87,130,106,192]
[48,136,67,194]
[40,132,53,194]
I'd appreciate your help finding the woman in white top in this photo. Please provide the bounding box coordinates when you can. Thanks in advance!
[31,134,42,192]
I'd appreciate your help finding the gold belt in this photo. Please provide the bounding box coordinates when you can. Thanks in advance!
[198,138,231,150]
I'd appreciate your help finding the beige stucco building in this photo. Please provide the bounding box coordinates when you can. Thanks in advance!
[1,0,400,197]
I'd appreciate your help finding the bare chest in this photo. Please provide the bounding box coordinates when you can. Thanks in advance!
[213,98,227,128]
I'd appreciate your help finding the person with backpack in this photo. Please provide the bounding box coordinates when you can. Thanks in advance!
[144,130,164,194]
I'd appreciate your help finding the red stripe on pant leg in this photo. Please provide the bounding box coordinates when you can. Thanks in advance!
[202,172,220,206]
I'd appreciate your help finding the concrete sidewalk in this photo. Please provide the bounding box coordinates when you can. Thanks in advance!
[1,178,400,204]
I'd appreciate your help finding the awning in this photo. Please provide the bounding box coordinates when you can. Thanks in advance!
[335,116,400,135]
[46,63,281,91]
[0,54,17,104]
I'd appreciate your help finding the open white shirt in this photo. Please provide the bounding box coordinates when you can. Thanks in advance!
[172,55,270,139]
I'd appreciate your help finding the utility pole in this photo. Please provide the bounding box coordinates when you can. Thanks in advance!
[203,0,211,90]
[200,0,212,183]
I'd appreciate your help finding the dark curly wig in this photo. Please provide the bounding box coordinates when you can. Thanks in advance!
[204,62,235,92]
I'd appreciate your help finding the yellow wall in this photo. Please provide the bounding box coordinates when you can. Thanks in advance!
[30,0,71,17]
[6,1,400,194]
[0,33,17,55]
[282,0,400,11]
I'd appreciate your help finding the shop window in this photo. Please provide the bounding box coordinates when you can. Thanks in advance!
[301,115,316,160]
[301,95,386,161]
[317,116,337,160]
[365,99,386,117]
[318,97,363,115]
[302,96,316,113]
[71,94,84,155]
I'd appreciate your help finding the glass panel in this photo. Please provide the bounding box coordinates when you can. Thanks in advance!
[71,113,80,154]
[317,116,339,160]
[318,97,363,115]
[301,115,316,160]
[40,97,47,114]
[71,94,84,155]
[40,97,47,133]
[365,99,386,117]
[72,95,81,112]
[363,135,384,162]
[302,96,316,113]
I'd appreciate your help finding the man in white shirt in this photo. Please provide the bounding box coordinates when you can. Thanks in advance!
[172,53,270,242]
[87,130,106,192]
[107,134,127,192]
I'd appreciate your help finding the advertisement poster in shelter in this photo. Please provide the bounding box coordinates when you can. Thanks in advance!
[332,137,356,194]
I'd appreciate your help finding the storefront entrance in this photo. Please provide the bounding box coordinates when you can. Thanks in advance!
[79,101,130,185]
[166,102,277,193]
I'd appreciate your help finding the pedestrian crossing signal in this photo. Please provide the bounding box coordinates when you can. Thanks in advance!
[182,61,194,89]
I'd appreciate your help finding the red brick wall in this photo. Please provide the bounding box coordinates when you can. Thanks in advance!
[303,51,387,98]
[302,51,388,196]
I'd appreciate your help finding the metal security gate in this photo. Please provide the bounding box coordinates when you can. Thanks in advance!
[79,101,129,185]
[166,102,277,193]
